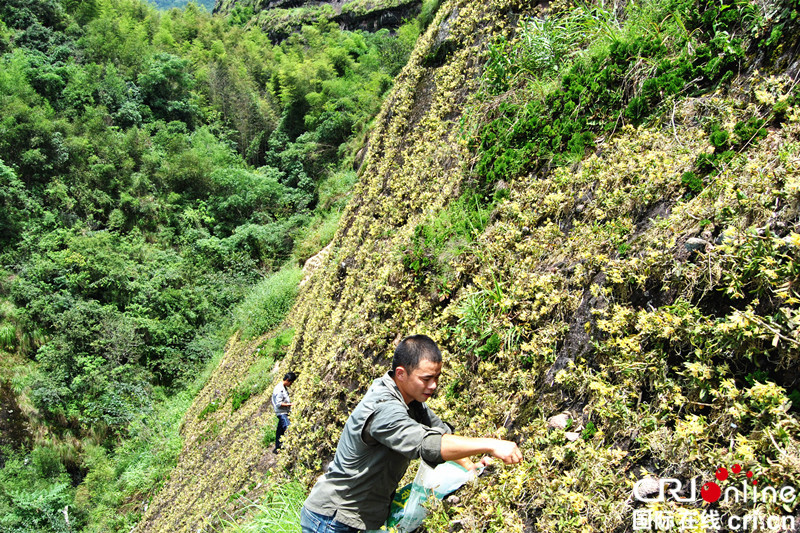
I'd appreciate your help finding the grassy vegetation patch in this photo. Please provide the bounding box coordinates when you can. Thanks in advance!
[341,0,419,17]
[233,267,303,339]
[254,6,337,39]
[471,0,782,181]
[402,190,493,297]
[220,480,305,532]
[293,169,357,263]
[198,398,223,420]
[230,328,294,412]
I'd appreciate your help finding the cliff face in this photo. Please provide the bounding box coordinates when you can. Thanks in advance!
[142,0,800,529]
[215,0,345,12]
[277,0,800,529]
[279,0,518,474]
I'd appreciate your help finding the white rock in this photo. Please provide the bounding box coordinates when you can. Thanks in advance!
[685,237,709,252]
[636,476,660,497]
[547,413,571,430]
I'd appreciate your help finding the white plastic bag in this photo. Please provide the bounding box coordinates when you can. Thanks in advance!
[374,461,481,533]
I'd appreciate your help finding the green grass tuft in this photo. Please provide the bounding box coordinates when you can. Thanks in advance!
[233,266,303,339]
[220,481,305,532]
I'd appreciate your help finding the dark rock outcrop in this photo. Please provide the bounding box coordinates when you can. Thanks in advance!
[214,0,423,40]
[0,381,30,467]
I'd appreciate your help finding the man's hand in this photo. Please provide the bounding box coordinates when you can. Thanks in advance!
[489,440,522,464]
[440,434,523,464]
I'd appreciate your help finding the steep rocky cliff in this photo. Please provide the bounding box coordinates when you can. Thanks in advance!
[141,0,800,529]
[277,0,800,528]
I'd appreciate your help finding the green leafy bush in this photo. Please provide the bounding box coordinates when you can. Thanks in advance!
[261,421,278,449]
[403,191,491,293]
[198,399,222,420]
[681,171,703,193]
[0,443,76,533]
[74,389,193,530]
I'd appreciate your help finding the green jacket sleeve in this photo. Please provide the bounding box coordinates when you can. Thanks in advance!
[366,401,449,464]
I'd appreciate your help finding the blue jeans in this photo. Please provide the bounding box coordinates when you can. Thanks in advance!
[300,506,361,533]
[275,414,289,451]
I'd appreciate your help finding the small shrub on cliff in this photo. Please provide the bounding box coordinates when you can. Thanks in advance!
[403,190,491,295]
[681,171,704,193]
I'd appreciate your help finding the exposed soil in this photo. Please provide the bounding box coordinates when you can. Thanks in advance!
[0,380,30,466]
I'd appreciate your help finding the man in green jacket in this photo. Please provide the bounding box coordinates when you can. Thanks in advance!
[301,334,522,532]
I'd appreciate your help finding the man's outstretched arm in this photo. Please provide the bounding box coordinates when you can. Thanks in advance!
[440,434,523,465]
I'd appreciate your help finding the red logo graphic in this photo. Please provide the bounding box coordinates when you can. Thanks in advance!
[701,482,722,503]
[701,463,759,503]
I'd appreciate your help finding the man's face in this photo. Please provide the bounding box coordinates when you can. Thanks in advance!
[395,359,442,404]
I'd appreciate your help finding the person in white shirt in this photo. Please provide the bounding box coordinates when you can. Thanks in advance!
[271,371,296,452]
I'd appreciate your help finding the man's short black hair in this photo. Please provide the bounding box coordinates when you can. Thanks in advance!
[392,335,442,372]
[284,371,297,383]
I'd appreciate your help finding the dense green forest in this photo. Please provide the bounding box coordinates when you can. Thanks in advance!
[0,0,428,529]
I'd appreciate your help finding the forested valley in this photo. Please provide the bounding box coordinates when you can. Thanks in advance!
[0,0,433,529]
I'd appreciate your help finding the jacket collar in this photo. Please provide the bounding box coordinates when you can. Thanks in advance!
[378,371,408,406]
